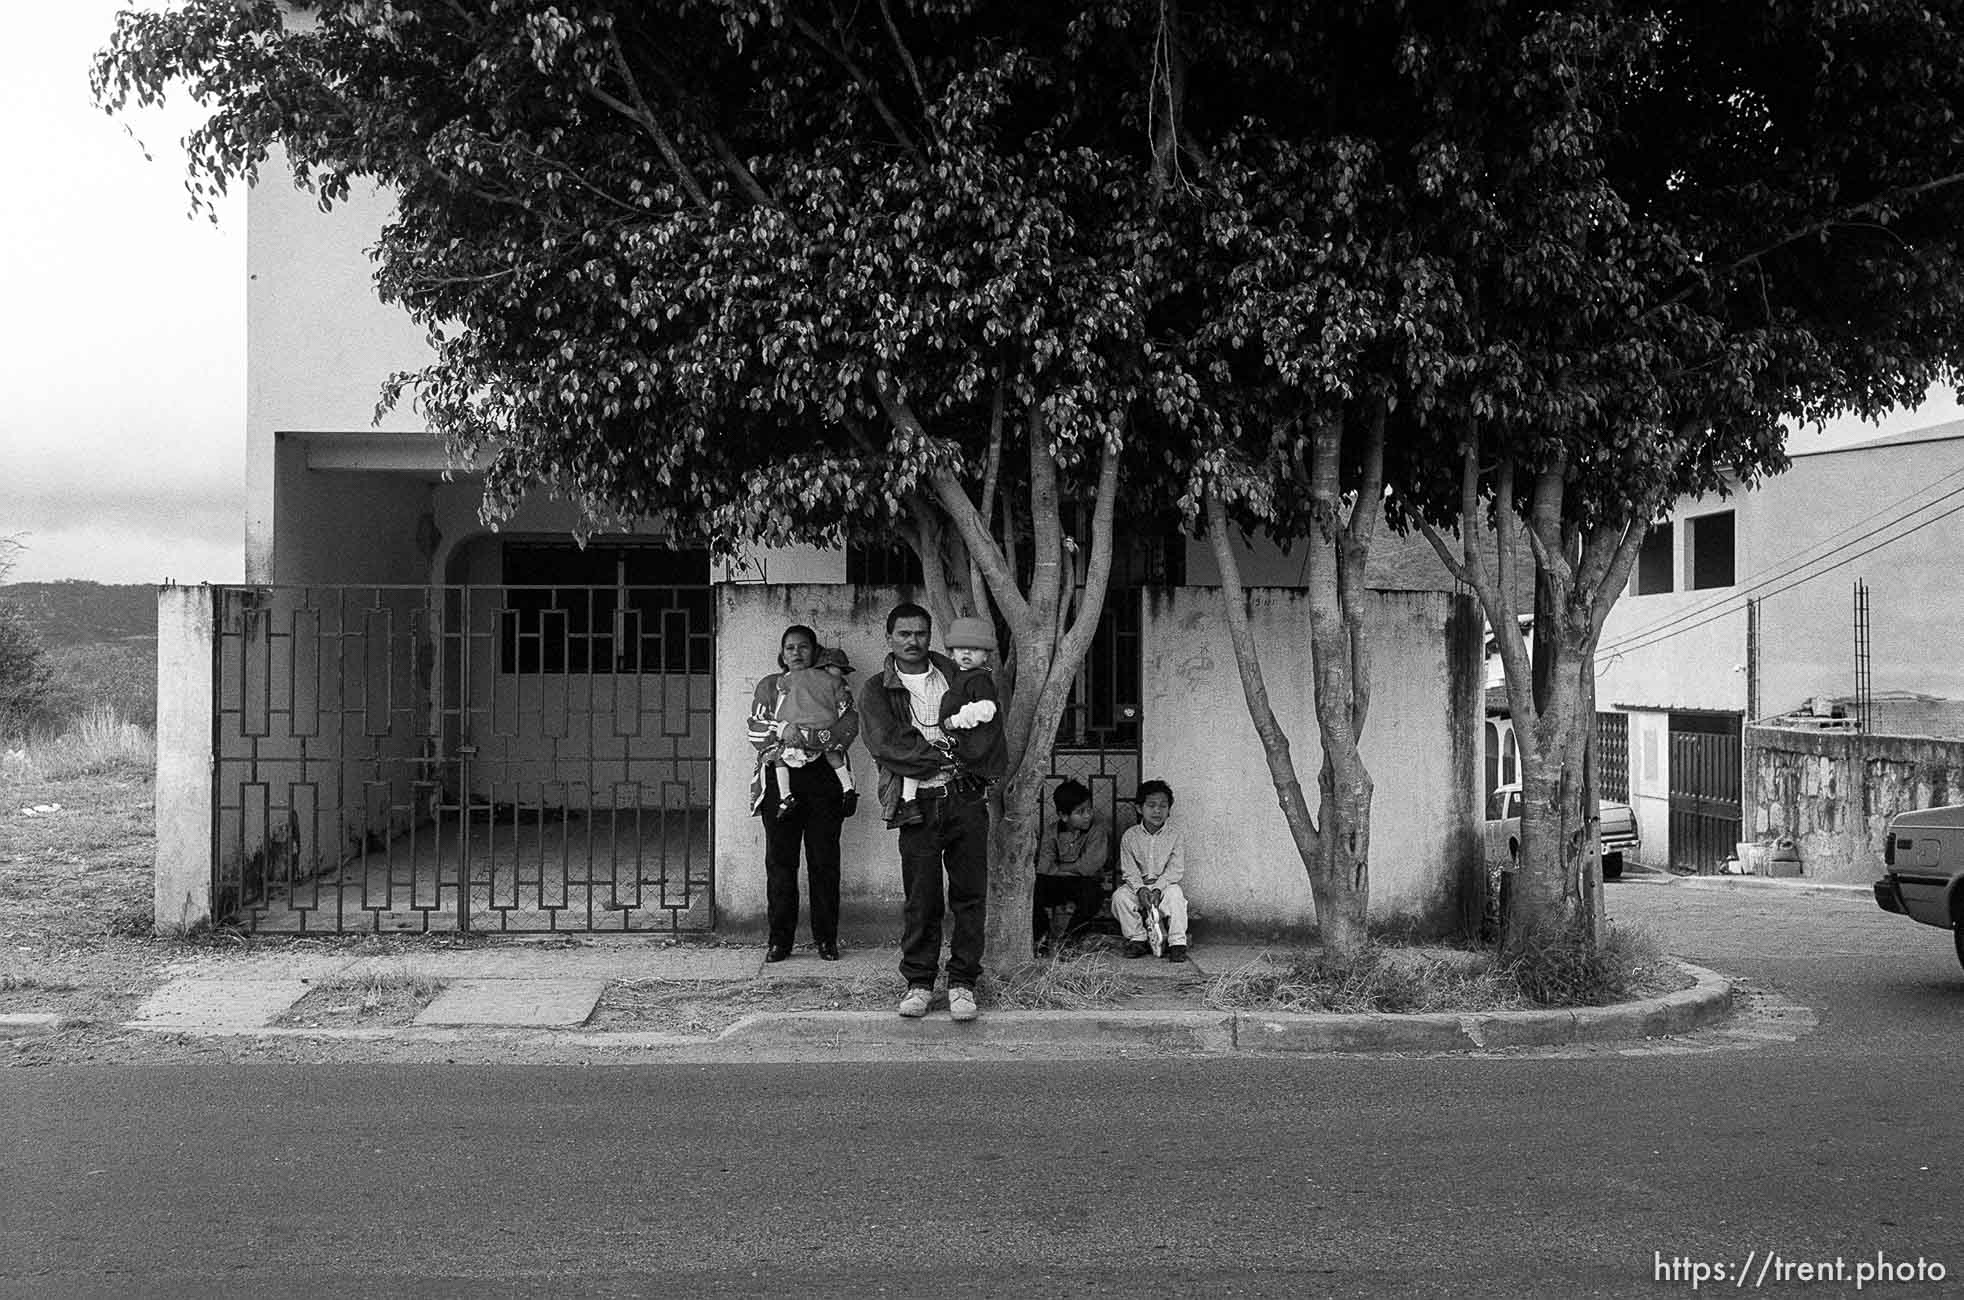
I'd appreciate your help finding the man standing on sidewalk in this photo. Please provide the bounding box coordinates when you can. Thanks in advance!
[858,603,1006,1022]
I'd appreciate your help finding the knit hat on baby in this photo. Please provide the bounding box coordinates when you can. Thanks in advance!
[814,645,854,673]
[944,617,998,653]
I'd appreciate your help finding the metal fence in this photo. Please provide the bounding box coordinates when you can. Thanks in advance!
[211,584,714,934]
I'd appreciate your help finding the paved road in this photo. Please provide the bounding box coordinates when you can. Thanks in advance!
[3,882,1959,1298]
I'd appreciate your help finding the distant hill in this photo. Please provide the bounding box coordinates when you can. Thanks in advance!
[0,582,157,649]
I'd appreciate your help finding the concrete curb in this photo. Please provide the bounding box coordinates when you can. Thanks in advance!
[1674,876,1871,901]
[117,961,1736,1056]
[703,960,1733,1055]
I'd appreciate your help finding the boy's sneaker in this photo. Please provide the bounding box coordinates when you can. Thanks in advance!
[1166,944,1188,963]
[947,987,979,1022]
[898,985,934,1018]
[1124,940,1150,959]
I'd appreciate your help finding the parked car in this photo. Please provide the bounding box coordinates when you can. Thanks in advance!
[1873,804,1964,971]
[1483,783,1641,880]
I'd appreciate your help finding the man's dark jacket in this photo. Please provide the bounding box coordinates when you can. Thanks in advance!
[859,651,1008,820]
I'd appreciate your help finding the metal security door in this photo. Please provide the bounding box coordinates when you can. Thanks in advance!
[1667,713,1742,874]
[212,582,715,934]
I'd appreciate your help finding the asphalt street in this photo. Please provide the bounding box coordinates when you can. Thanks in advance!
[3,881,1959,1299]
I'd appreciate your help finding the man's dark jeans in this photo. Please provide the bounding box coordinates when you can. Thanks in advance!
[763,793,843,949]
[1032,873,1104,945]
[897,786,990,989]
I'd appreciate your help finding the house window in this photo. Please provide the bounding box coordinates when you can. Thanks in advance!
[1633,521,1673,594]
[1687,511,1735,590]
[846,543,923,587]
[500,543,712,674]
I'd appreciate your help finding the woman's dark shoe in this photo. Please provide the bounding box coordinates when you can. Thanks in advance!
[817,941,840,961]
[765,944,791,963]
[840,790,859,817]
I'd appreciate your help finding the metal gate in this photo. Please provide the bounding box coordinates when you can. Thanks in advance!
[1668,712,1742,874]
[211,583,715,933]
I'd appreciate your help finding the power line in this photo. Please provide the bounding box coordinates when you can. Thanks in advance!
[1597,461,1964,654]
[1598,489,1964,660]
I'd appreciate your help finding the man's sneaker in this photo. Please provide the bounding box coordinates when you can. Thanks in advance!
[898,985,934,1018]
[948,987,979,1022]
[1124,940,1150,959]
[1166,944,1188,963]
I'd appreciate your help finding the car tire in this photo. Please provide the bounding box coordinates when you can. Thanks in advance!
[1602,852,1623,881]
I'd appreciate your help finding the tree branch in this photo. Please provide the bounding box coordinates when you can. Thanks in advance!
[788,13,925,163]
[591,29,711,212]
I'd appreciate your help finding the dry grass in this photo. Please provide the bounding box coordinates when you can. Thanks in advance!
[989,948,1130,1009]
[274,973,446,1027]
[6,706,154,781]
[592,970,898,1034]
[1204,927,1681,1014]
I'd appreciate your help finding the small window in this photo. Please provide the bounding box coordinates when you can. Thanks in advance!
[1688,511,1735,590]
[846,543,923,587]
[500,543,711,674]
[1633,521,1673,594]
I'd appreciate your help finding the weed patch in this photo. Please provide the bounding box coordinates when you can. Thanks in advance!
[275,973,446,1028]
[989,949,1129,1009]
[1499,922,1670,1007]
[1205,944,1518,1014]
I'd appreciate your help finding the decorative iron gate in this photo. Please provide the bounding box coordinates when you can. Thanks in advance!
[212,583,715,933]
[1668,712,1742,874]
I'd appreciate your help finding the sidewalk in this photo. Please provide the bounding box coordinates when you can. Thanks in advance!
[54,935,1740,1059]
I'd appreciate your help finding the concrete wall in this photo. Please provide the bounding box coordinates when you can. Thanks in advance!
[247,156,432,582]
[1749,725,1964,881]
[714,584,922,933]
[155,586,215,932]
[1598,432,1964,720]
[1141,587,1484,937]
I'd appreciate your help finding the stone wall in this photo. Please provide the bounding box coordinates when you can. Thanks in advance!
[1748,725,1964,881]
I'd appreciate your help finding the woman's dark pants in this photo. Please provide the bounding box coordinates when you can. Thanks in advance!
[897,786,990,990]
[763,794,843,949]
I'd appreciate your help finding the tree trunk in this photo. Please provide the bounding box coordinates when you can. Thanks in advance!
[1419,430,1649,959]
[1203,477,1374,959]
[914,408,1120,975]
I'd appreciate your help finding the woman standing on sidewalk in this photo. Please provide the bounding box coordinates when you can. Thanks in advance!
[747,624,858,962]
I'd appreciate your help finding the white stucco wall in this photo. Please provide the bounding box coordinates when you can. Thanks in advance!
[1141,587,1483,935]
[247,155,432,581]
[1597,431,1964,719]
[154,586,215,932]
[714,584,921,932]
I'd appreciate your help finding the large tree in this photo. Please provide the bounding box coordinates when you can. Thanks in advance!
[1382,1,1964,955]
[96,0,1230,968]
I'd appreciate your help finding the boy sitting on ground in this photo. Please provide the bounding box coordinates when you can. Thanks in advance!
[1114,778,1189,962]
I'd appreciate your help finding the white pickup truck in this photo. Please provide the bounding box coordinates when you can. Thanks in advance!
[1874,803,1964,971]
[1484,783,1641,880]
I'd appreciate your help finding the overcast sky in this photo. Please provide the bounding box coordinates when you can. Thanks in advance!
[2,3,1959,587]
